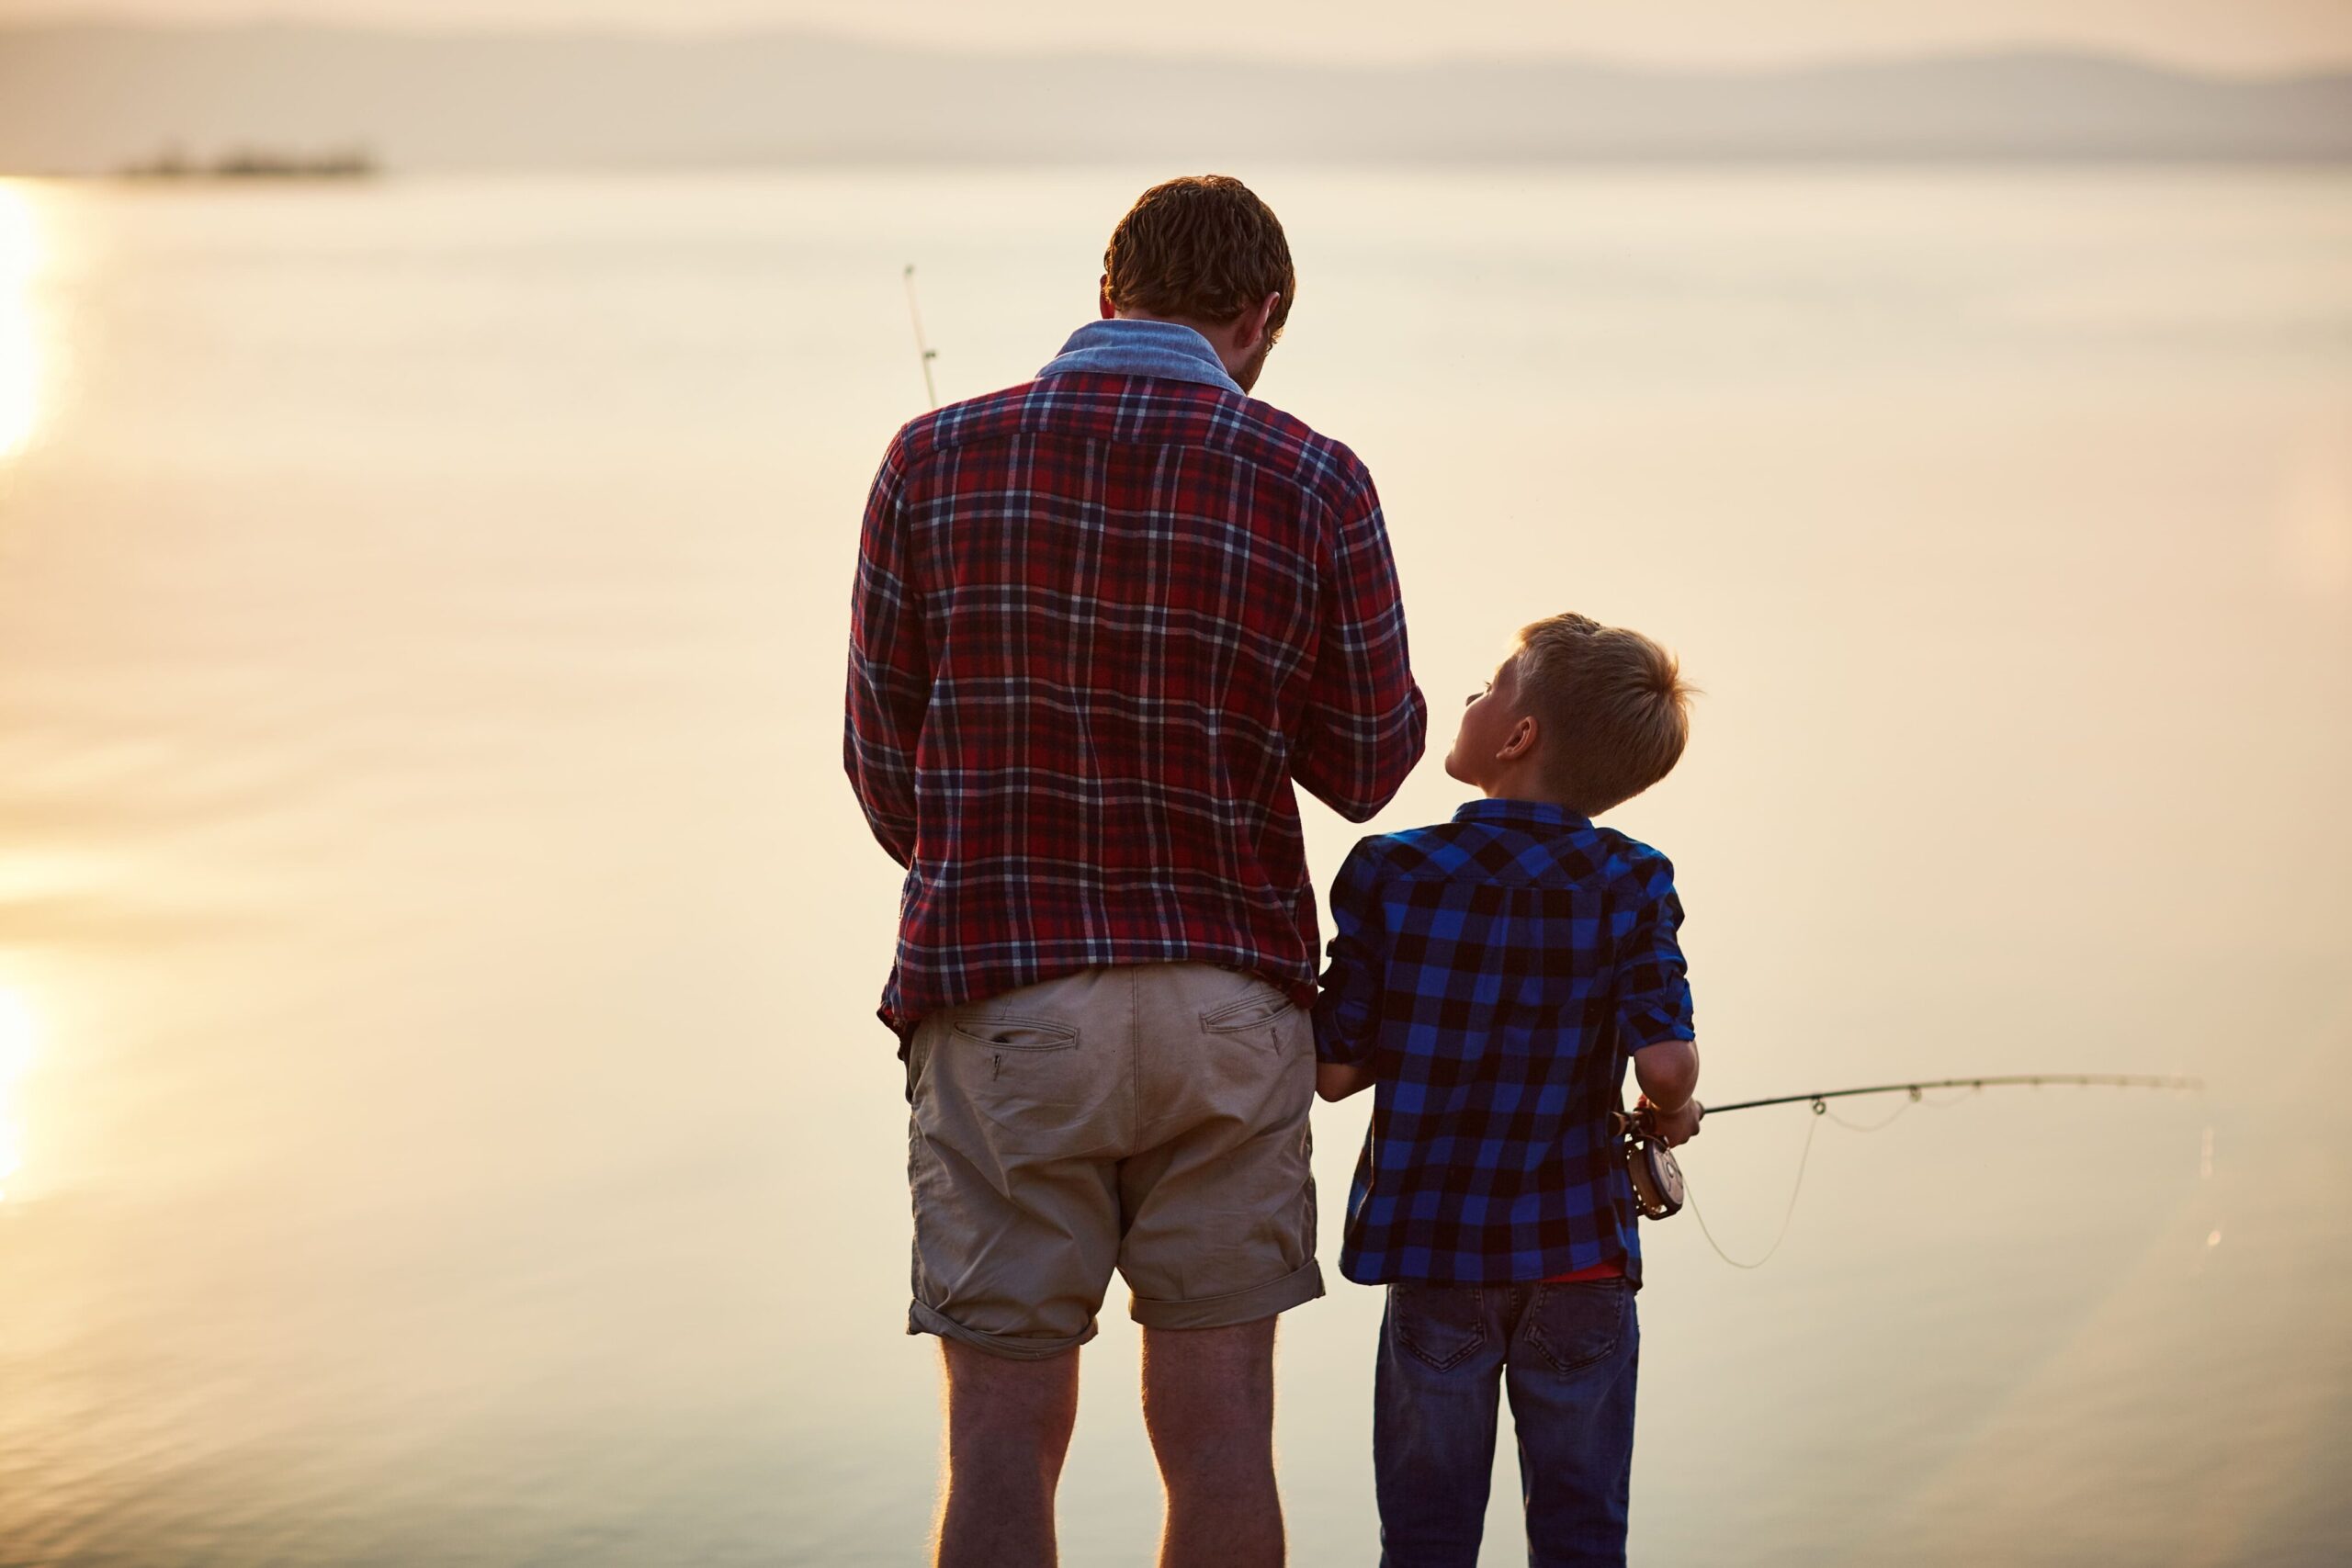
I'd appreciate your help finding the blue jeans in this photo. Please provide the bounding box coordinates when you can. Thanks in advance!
[1374,1279,1638,1568]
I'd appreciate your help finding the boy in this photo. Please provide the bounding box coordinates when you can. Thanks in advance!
[1315,612,1702,1568]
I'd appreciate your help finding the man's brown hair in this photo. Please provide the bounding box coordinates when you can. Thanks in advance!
[1103,175,1295,341]
[1512,613,1692,817]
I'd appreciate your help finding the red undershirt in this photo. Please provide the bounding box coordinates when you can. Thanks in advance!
[1542,1259,1626,1283]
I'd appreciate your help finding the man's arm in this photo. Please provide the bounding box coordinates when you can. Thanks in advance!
[1312,840,1386,1100]
[1291,462,1427,822]
[843,434,929,866]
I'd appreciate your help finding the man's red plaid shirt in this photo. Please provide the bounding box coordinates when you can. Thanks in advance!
[846,349,1426,1035]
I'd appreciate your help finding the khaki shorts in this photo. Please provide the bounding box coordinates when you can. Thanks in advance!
[905,962,1323,1360]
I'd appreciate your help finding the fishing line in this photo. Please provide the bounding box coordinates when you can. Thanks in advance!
[1816,1083,1976,1128]
[1685,1110,1820,1270]
[1821,1095,1913,1134]
[1644,1074,2202,1269]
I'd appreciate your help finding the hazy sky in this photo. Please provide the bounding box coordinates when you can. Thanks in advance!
[4,0,2350,72]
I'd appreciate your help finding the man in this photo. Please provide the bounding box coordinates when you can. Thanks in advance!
[846,174,1426,1568]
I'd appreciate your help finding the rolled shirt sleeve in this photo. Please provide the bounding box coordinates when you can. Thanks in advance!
[1313,840,1387,1066]
[1615,854,1696,1051]
[843,431,929,867]
[1289,457,1427,823]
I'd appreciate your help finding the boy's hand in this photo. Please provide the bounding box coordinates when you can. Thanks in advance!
[1317,1061,1374,1102]
[1637,1095,1703,1148]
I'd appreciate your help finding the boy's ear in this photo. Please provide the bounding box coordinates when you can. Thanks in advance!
[1498,714,1537,761]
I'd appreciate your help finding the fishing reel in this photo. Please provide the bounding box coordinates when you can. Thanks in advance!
[1612,1108,1686,1221]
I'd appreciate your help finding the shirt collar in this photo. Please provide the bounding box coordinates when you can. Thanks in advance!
[1452,797,1592,832]
[1036,319,1245,396]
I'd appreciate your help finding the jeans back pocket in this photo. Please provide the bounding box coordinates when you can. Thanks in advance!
[1521,1280,1629,1375]
[1392,1282,1488,1373]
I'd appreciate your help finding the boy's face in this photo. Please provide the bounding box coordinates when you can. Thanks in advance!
[1444,649,1529,787]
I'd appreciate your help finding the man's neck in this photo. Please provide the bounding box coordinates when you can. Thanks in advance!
[1110,310,1247,384]
[1115,309,1216,334]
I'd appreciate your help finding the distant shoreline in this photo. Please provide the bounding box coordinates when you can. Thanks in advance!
[114,146,377,181]
[6,154,2350,185]
[3,28,2347,175]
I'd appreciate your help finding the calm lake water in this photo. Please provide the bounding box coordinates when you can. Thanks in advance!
[0,166,2346,1566]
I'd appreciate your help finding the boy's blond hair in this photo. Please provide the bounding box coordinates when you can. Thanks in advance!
[1512,613,1692,816]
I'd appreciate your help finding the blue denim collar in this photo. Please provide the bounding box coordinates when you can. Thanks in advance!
[1036,319,1244,395]
[1452,797,1593,832]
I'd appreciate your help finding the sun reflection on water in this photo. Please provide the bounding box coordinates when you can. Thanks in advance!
[0,180,40,460]
[0,988,33,1201]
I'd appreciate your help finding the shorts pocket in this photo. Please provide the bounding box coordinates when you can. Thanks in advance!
[1521,1280,1629,1375]
[1392,1282,1487,1372]
[948,1013,1078,1053]
[1201,983,1299,1056]
[923,1010,1101,1151]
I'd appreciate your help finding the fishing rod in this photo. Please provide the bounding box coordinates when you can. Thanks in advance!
[903,263,939,408]
[1706,1072,2203,1117]
[1615,1072,2206,1266]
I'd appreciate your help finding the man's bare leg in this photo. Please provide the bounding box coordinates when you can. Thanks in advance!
[935,1339,1080,1568]
[1141,1318,1283,1568]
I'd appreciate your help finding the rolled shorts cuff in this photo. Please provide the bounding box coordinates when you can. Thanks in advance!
[1129,1258,1326,1331]
[906,1298,1097,1361]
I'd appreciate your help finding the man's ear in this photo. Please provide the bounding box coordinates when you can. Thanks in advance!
[1239,291,1280,350]
[1099,276,1117,320]
[1498,714,1537,761]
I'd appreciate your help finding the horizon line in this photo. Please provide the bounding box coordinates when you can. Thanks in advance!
[4,17,2351,85]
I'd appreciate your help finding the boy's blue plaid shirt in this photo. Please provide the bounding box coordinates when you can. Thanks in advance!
[1314,799,1695,1285]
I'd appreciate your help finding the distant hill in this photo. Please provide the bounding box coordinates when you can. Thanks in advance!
[2,24,2348,174]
